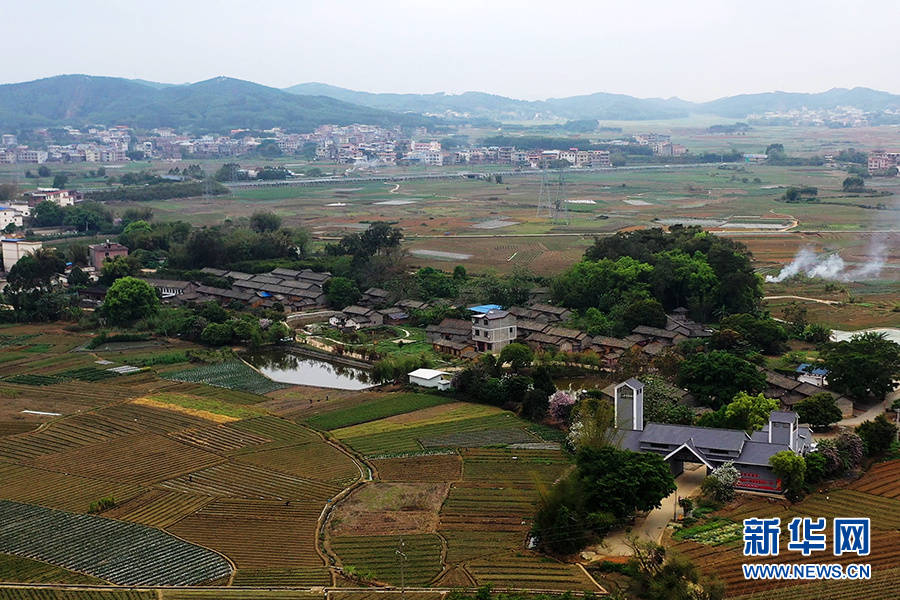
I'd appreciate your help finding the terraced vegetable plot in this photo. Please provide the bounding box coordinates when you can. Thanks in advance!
[158,461,343,501]
[467,553,598,591]
[167,498,325,568]
[0,413,144,462]
[53,367,120,382]
[100,490,213,529]
[669,529,900,597]
[163,592,322,600]
[333,404,534,456]
[164,361,287,395]
[731,566,900,600]
[850,459,900,499]
[305,393,449,431]
[0,552,105,584]
[30,433,224,485]
[4,374,64,386]
[231,566,332,587]
[0,463,144,513]
[96,402,213,433]
[0,500,232,585]
[420,428,540,448]
[371,453,462,482]
[236,442,360,485]
[461,448,569,485]
[226,415,321,450]
[170,423,272,453]
[441,530,524,563]
[440,483,540,531]
[330,534,443,585]
[0,591,154,600]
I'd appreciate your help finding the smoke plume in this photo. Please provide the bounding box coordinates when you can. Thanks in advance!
[765,240,888,283]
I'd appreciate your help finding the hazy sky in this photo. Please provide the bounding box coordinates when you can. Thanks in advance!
[3,0,898,101]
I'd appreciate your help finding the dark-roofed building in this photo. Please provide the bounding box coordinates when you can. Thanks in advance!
[361,287,391,307]
[528,303,572,322]
[632,325,683,344]
[396,299,429,311]
[613,378,812,494]
[541,326,589,352]
[426,318,472,345]
[140,278,195,299]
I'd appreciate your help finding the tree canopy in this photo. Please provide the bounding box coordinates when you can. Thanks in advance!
[102,276,160,325]
[821,332,900,400]
[677,350,766,409]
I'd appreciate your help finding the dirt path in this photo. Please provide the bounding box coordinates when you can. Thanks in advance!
[763,295,840,305]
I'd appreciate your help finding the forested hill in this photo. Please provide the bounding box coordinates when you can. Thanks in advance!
[0,75,434,132]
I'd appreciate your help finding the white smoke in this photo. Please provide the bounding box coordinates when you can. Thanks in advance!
[765,240,888,283]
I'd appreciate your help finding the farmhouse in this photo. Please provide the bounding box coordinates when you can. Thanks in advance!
[88,241,129,269]
[194,267,330,310]
[613,378,813,493]
[408,368,451,391]
[361,287,391,307]
[471,309,517,353]
[528,303,573,322]
[426,318,472,345]
[330,305,384,330]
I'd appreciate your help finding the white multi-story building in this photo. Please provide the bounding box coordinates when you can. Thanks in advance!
[471,309,517,353]
[1,238,42,271]
[0,208,23,229]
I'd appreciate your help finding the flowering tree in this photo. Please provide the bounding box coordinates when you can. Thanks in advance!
[548,390,576,422]
[701,460,740,503]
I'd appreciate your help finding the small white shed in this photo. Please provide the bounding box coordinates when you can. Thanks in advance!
[408,368,451,391]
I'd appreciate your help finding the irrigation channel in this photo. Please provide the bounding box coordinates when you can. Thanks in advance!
[242,346,374,390]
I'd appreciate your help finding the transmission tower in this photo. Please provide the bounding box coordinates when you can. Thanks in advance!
[536,169,569,224]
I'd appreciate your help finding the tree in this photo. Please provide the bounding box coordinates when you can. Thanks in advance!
[795,392,842,431]
[842,176,865,192]
[855,415,898,456]
[200,322,233,346]
[552,257,653,312]
[724,392,778,432]
[37,165,51,178]
[249,211,282,233]
[769,451,805,500]
[718,314,788,354]
[701,461,739,503]
[677,350,766,409]
[641,374,694,425]
[325,276,361,309]
[0,183,19,203]
[66,267,90,289]
[52,174,68,189]
[821,332,900,400]
[576,446,677,521]
[4,248,70,321]
[31,201,66,227]
[498,343,533,372]
[99,255,141,285]
[101,276,159,325]
[621,297,667,331]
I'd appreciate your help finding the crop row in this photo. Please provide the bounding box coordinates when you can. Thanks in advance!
[0,463,144,513]
[372,454,462,482]
[0,500,232,586]
[101,490,213,529]
[232,566,332,586]
[0,591,154,600]
[850,459,900,498]
[330,534,443,585]
[97,401,213,433]
[0,552,105,584]
[170,424,272,453]
[31,432,224,486]
[163,361,287,395]
[235,442,361,485]
[305,393,449,431]
[168,499,324,569]
[441,530,524,563]
[157,461,344,501]
[467,553,597,591]
[0,412,144,462]
[420,427,539,448]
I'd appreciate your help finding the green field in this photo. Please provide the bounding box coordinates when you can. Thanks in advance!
[305,392,450,430]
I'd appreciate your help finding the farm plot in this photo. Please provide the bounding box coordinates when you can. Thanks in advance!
[167,498,325,569]
[850,459,900,499]
[328,482,448,537]
[441,530,524,563]
[0,413,144,462]
[466,553,598,591]
[169,423,272,453]
[0,500,232,586]
[0,463,144,513]
[305,393,450,431]
[235,442,361,486]
[138,393,262,421]
[163,591,322,600]
[439,483,540,531]
[420,428,539,448]
[30,433,224,485]
[730,566,900,600]
[669,529,900,597]
[101,490,213,529]
[0,591,154,600]
[371,453,462,482]
[226,415,321,449]
[460,448,570,486]
[331,403,535,456]
[157,461,344,501]
[330,534,443,586]
[231,566,331,587]
[163,361,288,395]
[0,552,105,584]
[96,401,214,434]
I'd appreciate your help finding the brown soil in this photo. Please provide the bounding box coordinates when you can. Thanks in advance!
[328,482,449,537]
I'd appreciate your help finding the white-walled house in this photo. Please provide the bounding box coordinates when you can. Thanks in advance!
[408,368,451,391]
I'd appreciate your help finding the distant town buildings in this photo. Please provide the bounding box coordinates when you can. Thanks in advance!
[867,151,900,174]
[88,241,129,269]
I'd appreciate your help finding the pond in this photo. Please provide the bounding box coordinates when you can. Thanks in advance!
[242,348,374,390]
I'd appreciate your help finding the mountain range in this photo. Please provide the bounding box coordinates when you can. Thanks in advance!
[1,74,899,132]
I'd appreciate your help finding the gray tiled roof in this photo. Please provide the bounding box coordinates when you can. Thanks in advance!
[769,411,798,424]
[640,422,748,452]
[737,441,790,466]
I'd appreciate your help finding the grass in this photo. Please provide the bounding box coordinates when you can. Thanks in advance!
[305,392,450,431]
[142,392,263,420]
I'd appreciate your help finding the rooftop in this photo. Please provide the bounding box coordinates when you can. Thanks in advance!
[408,368,449,380]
